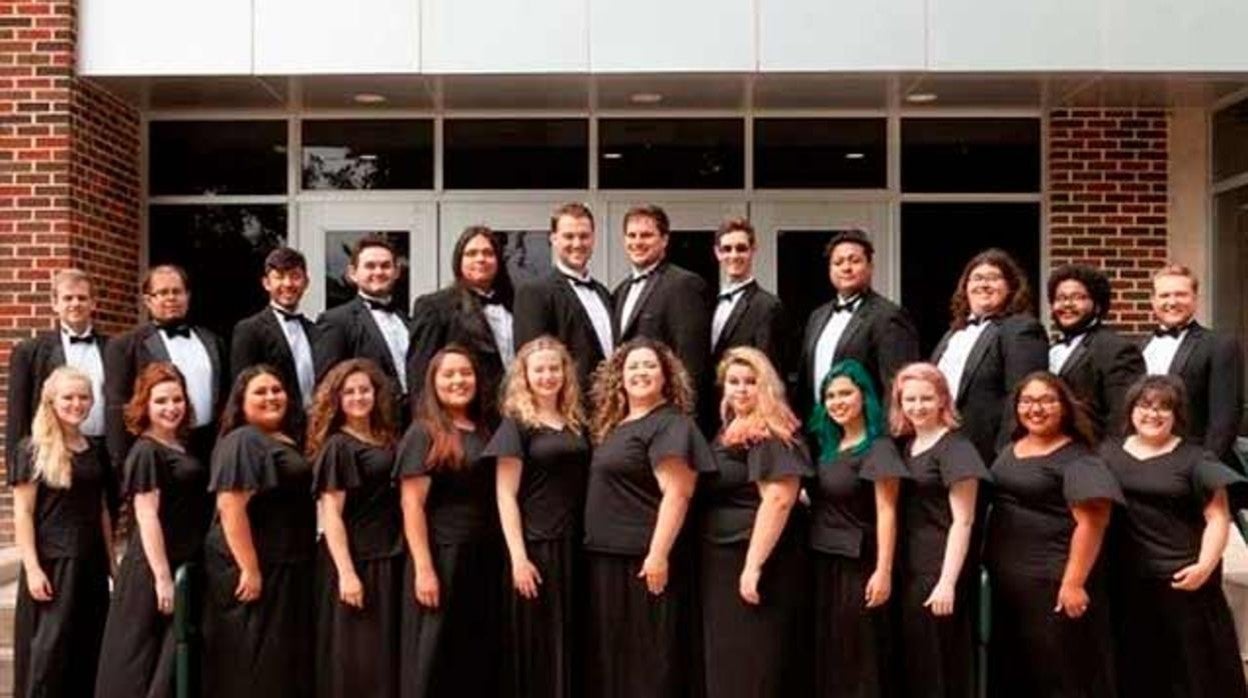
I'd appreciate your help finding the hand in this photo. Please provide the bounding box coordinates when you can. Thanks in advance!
[923,579,956,617]
[638,555,669,596]
[511,558,543,600]
[414,565,440,609]
[154,574,175,615]
[338,572,364,609]
[1171,563,1214,591]
[864,568,891,608]
[738,565,761,605]
[25,567,53,602]
[234,567,262,603]
[1054,583,1089,618]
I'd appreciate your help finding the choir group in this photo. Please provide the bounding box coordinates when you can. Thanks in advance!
[5,201,1247,698]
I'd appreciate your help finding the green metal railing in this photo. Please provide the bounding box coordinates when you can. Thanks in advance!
[977,567,992,698]
[173,563,199,698]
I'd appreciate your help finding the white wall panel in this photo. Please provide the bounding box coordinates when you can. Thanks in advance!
[79,0,251,75]
[1104,0,1248,70]
[758,0,925,71]
[254,0,419,74]
[929,0,1100,70]
[589,0,753,72]
[422,0,587,73]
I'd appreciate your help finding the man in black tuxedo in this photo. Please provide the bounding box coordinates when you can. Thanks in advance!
[1142,264,1243,468]
[710,217,786,374]
[1047,264,1145,441]
[612,204,711,390]
[513,202,614,394]
[105,264,228,465]
[230,247,318,435]
[314,234,411,423]
[797,229,919,420]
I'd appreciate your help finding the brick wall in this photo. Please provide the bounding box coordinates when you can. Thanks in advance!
[0,0,140,543]
[1049,108,1169,335]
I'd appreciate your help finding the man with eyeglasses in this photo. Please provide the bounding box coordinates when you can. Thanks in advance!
[105,264,228,464]
[710,217,786,378]
[1047,264,1144,441]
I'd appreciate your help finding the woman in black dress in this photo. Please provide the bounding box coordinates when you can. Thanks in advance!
[888,362,990,698]
[583,337,715,698]
[1103,375,1247,697]
[806,358,908,698]
[96,363,210,698]
[395,345,502,697]
[485,336,591,698]
[201,365,316,698]
[984,371,1123,698]
[306,359,401,698]
[9,366,112,698]
[700,346,813,697]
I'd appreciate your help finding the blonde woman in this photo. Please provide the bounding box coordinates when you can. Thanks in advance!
[699,347,813,697]
[484,336,591,698]
[10,366,113,697]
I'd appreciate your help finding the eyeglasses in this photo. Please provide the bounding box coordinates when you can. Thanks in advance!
[718,243,751,254]
[1018,395,1060,409]
[147,288,187,299]
[1054,293,1091,305]
[969,272,1004,284]
[1133,402,1174,415]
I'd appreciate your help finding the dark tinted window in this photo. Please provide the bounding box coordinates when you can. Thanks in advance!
[901,118,1040,193]
[664,230,718,293]
[599,119,744,189]
[150,121,286,195]
[755,119,886,188]
[1213,98,1248,181]
[496,230,553,286]
[302,119,433,190]
[901,203,1041,354]
[148,205,287,339]
[443,119,588,189]
[777,230,838,349]
[325,231,410,312]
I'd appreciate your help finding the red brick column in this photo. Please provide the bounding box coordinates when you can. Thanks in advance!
[0,0,140,543]
[1048,108,1169,335]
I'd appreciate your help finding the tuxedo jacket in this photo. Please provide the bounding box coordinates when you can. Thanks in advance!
[931,313,1049,464]
[314,296,410,418]
[408,286,508,424]
[1142,323,1244,464]
[711,281,787,377]
[104,323,227,468]
[798,289,920,421]
[5,327,109,467]
[513,269,614,395]
[612,262,712,389]
[231,307,319,419]
[1055,324,1145,441]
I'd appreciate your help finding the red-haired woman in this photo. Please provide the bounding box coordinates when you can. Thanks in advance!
[395,345,502,697]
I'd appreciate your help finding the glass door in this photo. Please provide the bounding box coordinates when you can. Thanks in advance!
[438,201,582,290]
[602,200,747,291]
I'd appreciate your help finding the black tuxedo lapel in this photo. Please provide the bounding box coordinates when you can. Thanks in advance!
[259,310,297,371]
[552,274,608,354]
[353,299,397,372]
[931,329,953,365]
[833,295,873,360]
[714,283,756,354]
[806,303,836,379]
[1058,333,1093,379]
[1168,324,1203,378]
[958,322,1000,400]
[46,333,66,368]
[620,265,665,338]
[142,328,172,362]
[458,293,500,358]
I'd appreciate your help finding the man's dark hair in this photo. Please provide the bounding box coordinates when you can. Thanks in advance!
[824,229,874,261]
[264,247,307,274]
[1047,264,1112,319]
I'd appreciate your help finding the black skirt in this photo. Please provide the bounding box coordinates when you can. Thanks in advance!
[897,571,975,698]
[501,535,582,698]
[314,546,403,698]
[1113,572,1247,698]
[400,539,503,698]
[12,554,109,698]
[201,546,315,698]
[95,548,182,698]
[699,538,810,698]
[811,552,898,698]
[988,571,1116,698]
[585,551,695,698]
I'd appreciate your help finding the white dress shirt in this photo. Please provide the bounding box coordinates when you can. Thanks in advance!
[712,278,753,349]
[556,260,614,356]
[272,306,316,407]
[361,294,411,392]
[1049,332,1086,374]
[812,295,861,400]
[160,328,215,428]
[60,325,105,436]
[474,291,516,367]
[937,319,990,402]
[620,262,660,332]
[1144,328,1188,375]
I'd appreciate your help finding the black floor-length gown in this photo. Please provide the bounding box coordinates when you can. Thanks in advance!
[9,438,110,698]
[699,436,813,698]
[1102,440,1248,698]
[394,422,503,698]
[201,425,317,698]
[582,405,716,698]
[312,432,403,698]
[484,417,591,698]
[984,442,1124,698]
[95,437,210,698]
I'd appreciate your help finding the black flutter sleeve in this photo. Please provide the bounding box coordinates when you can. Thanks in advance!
[746,437,814,483]
[123,438,167,494]
[209,427,281,493]
[394,422,433,479]
[313,433,363,493]
[649,413,717,474]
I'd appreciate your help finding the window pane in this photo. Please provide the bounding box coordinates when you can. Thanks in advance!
[1213,98,1248,181]
[150,121,287,195]
[755,119,886,189]
[665,230,718,293]
[599,119,744,189]
[777,230,838,354]
[302,119,433,190]
[325,231,410,312]
[496,230,553,286]
[1212,186,1248,382]
[443,119,588,189]
[901,118,1040,193]
[148,205,288,339]
[901,203,1041,354]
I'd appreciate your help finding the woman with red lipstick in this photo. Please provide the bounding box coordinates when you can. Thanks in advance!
[485,337,590,698]
[1102,375,1247,698]
[984,371,1122,697]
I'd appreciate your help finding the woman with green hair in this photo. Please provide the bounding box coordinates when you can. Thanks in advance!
[805,358,907,698]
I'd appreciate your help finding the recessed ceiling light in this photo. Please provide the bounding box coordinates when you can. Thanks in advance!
[844,152,865,160]
[905,92,938,104]
[353,93,387,105]
[603,152,623,160]
[629,92,663,105]
[357,154,378,162]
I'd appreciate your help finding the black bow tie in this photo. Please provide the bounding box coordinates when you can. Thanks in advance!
[563,274,596,290]
[719,288,746,303]
[274,307,305,323]
[67,333,95,345]
[158,323,192,339]
[474,292,503,307]
[966,315,995,327]
[831,296,861,314]
[1154,325,1186,338]
[362,297,398,314]
[629,271,653,286]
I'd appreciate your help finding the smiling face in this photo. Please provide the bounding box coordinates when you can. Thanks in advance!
[434,352,477,412]
[1016,379,1063,438]
[242,372,288,433]
[52,279,95,334]
[624,215,667,269]
[349,245,399,298]
[459,233,499,291]
[339,371,376,423]
[1151,273,1197,329]
[828,242,872,297]
[262,267,309,312]
[144,270,189,323]
[900,378,942,432]
[966,263,1010,318]
[52,376,93,428]
[147,380,187,435]
[525,349,565,404]
[1131,393,1176,442]
[623,347,665,404]
[823,375,864,429]
[715,230,755,283]
[551,215,595,273]
[1051,278,1095,331]
[723,362,760,417]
